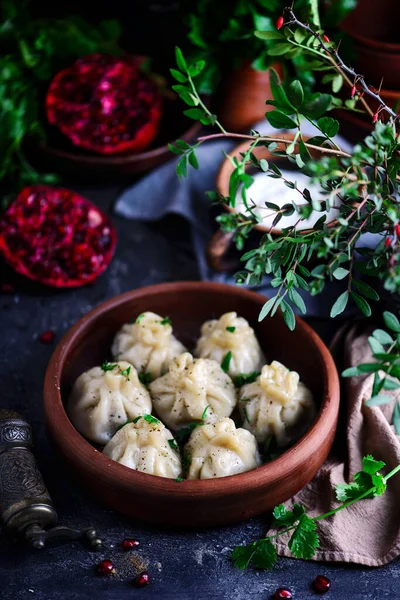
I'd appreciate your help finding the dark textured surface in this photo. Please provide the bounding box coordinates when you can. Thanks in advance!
[0,187,399,600]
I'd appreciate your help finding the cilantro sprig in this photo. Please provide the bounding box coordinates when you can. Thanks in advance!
[234,372,261,387]
[232,455,400,570]
[221,351,232,373]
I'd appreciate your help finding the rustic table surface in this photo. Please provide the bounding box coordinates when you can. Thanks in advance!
[1,187,399,600]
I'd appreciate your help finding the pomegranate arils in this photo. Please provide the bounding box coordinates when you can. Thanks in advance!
[135,571,150,587]
[385,237,392,248]
[274,587,293,599]
[0,186,116,288]
[39,330,55,345]
[312,575,331,594]
[121,538,140,550]
[276,16,284,29]
[97,559,115,575]
[46,54,162,155]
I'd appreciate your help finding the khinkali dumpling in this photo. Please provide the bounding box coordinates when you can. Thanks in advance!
[238,360,315,446]
[68,361,152,445]
[111,312,187,380]
[184,417,260,480]
[149,352,236,431]
[194,312,265,378]
[103,415,182,479]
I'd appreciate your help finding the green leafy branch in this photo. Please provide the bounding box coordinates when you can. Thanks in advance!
[342,311,400,434]
[232,455,400,570]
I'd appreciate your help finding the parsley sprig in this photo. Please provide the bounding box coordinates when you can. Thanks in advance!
[232,455,400,570]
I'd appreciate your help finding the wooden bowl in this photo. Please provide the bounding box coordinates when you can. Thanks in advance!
[44,281,340,528]
[26,97,201,181]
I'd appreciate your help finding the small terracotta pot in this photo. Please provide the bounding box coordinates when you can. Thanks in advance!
[43,282,340,528]
[207,135,339,273]
[217,61,284,133]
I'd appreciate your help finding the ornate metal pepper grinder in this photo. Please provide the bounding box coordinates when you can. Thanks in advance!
[0,409,102,551]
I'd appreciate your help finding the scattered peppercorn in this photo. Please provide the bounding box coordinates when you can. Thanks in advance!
[312,575,331,594]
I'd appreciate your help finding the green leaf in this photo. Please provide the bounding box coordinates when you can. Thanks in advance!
[168,438,179,450]
[393,401,400,435]
[362,455,386,476]
[268,68,294,112]
[175,47,187,72]
[101,362,117,372]
[226,326,236,333]
[234,372,260,387]
[138,372,152,386]
[317,116,339,137]
[368,336,385,355]
[287,80,304,107]
[201,405,211,420]
[365,395,393,407]
[273,503,305,527]
[168,143,183,155]
[330,291,348,318]
[255,31,283,41]
[176,155,188,180]
[160,316,172,325]
[170,68,187,83]
[188,151,199,169]
[352,280,379,301]
[268,43,293,56]
[373,329,393,345]
[188,60,205,77]
[332,267,349,280]
[383,378,400,390]
[383,311,400,333]
[231,545,254,570]
[266,111,297,130]
[288,287,306,314]
[259,297,277,321]
[342,366,363,377]
[251,539,278,570]
[332,74,344,93]
[351,292,371,317]
[335,481,361,501]
[302,94,332,119]
[143,414,160,425]
[221,351,232,373]
[288,514,319,559]
[282,300,296,330]
[183,108,205,120]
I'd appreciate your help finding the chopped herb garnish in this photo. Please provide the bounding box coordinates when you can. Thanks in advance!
[160,317,172,326]
[133,416,142,424]
[234,372,261,387]
[201,405,211,420]
[243,407,251,424]
[143,414,160,425]
[168,438,179,450]
[226,326,236,333]
[221,351,232,373]
[139,372,152,386]
[101,362,118,372]
[120,366,131,378]
[175,477,184,483]
[136,313,145,324]
[175,422,204,445]
[183,452,192,470]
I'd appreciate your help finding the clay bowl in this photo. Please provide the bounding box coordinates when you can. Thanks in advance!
[25,97,201,181]
[207,135,340,272]
[44,281,340,528]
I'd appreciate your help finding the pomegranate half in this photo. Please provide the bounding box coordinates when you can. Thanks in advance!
[0,186,117,288]
[46,54,162,155]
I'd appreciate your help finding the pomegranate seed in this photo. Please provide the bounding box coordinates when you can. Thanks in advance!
[351,85,356,98]
[322,34,330,43]
[385,237,392,248]
[274,588,293,599]
[395,224,400,237]
[97,559,115,575]
[276,16,284,29]
[39,330,55,345]
[121,538,140,550]
[312,575,331,594]
[1,283,14,293]
[135,571,150,587]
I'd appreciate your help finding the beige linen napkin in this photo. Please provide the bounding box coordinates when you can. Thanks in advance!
[273,323,400,566]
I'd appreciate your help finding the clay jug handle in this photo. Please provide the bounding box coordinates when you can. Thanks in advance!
[206,230,241,272]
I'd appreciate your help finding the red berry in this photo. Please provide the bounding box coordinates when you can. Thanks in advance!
[39,330,55,345]
[373,111,379,123]
[322,34,330,43]
[97,559,115,575]
[1,283,14,293]
[276,16,284,29]
[313,575,331,594]
[135,571,150,587]
[274,588,293,599]
[351,85,356,98]
[385,237,392,248]
[395,224,400,237]
[121,538,140,550]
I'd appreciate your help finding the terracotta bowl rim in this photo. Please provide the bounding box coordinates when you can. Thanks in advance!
[44,281,340,497]
[215,137,341,236]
